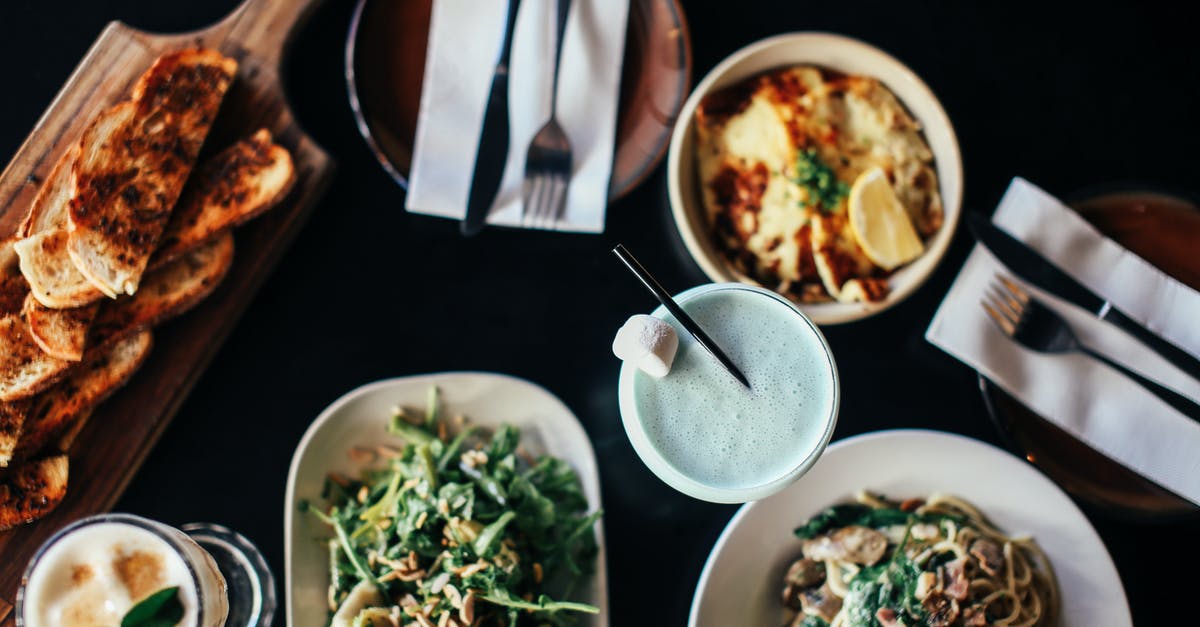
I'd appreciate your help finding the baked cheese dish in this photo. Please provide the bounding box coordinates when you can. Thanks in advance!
[695,66,943,304]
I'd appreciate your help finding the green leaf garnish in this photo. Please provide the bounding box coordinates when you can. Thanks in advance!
[121,586,184,627]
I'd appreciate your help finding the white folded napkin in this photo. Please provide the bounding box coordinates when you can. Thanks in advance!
[927,178,1200,505]
[406,0,630,233]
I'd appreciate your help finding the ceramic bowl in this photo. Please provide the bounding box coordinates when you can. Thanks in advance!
[666,32,963,325]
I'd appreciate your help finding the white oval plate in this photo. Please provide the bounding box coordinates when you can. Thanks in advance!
[689,429,1130,626]
[285,372,608,627]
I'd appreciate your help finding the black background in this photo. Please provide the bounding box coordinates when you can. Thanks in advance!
[2,0,1197,624]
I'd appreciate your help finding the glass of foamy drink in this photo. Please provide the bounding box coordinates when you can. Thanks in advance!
[618,283,840,503]
[17,513,274,627]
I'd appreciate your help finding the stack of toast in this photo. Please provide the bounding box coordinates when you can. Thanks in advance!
[0,48,296,530]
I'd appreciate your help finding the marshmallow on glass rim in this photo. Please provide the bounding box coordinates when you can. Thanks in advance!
[612,314,679,378]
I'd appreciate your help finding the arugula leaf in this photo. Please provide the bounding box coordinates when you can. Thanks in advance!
[473,510,516,557]
[480,588,599,614]
[121,586,183,627]
[388,413,434,445]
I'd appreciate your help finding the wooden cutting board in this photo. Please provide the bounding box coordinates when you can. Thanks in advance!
[0,0,333,620]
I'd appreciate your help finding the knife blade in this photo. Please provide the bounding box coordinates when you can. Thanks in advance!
[462,0,523,236]
[966,211,1200,380]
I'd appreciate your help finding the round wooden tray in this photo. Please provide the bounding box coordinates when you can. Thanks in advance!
[980,187,1200,521]
[345,0,692,200]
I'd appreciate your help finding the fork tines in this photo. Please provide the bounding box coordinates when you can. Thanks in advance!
[522,172,568,229]
[982,274,1031,336]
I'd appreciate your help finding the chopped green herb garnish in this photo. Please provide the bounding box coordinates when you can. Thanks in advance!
[795,148,849,213]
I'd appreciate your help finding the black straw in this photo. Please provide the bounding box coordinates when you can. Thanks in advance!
[612,244,752,389]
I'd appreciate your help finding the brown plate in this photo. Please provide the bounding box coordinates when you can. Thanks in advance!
[980,187,1200,521]
[345,0,692,199]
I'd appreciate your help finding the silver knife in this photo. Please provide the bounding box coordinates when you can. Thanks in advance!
[966,211,1200,380]
[462,0,523,236]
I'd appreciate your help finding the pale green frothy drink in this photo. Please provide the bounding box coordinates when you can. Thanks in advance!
[618,284,839,503]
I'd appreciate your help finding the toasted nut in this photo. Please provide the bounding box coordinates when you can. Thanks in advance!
[460,590,477,625]
[444,583,463,608]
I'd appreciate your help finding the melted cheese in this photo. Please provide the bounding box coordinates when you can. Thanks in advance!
[694,66,941,303]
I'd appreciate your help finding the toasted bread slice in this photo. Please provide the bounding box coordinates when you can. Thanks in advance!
[12,331,152,462]
[154,129,294,266]
[24,232,233,361]
[0,399,31,468]
[18,130,283,310]
[0,314,71,402]
[24,296,99,362]
[19,145,76,239]
[14,230,106,308]
[0,454,68,531]
[1,239,28,316]
[92,232,234,343]
[68,49,237,297]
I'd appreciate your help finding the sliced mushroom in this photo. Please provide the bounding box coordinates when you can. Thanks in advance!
[940,557,969,601]
[799,582,843,622]
[782,557,827,608]
[962,603,989,626]
[875,608,904,627]
[969,538,1006,577]
[922,591,960,627]
[915,571,938,601]
[801,525,888,565]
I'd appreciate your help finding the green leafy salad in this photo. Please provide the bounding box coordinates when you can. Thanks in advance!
[304,388,602,627]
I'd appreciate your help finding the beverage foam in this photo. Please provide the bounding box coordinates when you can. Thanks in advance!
[633,287,836,490]
[22,521,202,627]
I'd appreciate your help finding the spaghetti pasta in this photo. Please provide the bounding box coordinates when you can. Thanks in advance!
[781,491,1058,627]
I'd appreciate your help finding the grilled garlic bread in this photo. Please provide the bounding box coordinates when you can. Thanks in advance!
[12,331,152,463]
[67,49,237,297]
[23,298,98,361]
[91,232,234,342]
[25,232,233,361]
[15,230,104,309]
[18,129,289,310]
[0,314,71,402]
[0,241,72,401]
[0,399,30,468]
[0,453,68,531]
[154,129,295,265]
[18,145,75,239]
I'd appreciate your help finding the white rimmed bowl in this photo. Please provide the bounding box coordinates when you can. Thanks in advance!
[666,32,963,325]
[284,373,607,627]
[688,430,1130,626]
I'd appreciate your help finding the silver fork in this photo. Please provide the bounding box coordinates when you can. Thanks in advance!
[983,275,1200,419]
[522,0,573,229]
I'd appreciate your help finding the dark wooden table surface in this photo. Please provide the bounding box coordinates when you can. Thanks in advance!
[2,0,1196,624]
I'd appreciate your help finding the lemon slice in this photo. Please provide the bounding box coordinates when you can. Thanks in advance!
[848,167,925,270]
